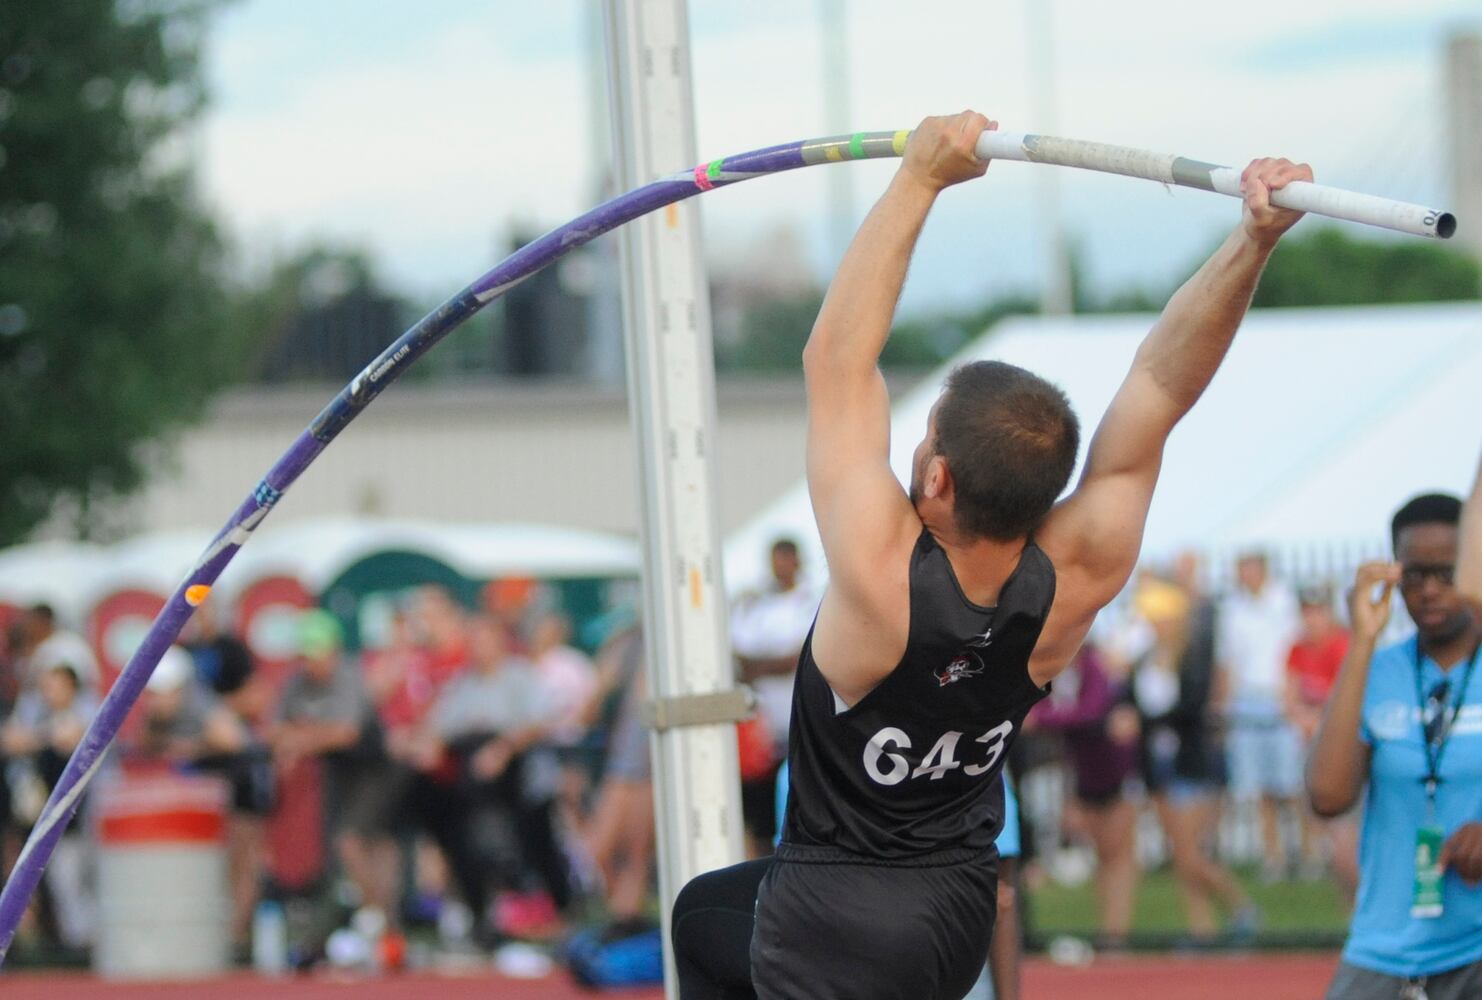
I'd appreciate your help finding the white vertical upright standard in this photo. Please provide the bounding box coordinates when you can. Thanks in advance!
[603,0,747,994]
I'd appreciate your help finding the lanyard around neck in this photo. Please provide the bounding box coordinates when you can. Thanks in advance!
[1413,637,1481,797]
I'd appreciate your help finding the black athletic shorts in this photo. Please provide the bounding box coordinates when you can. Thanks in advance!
[674,842,998,1000]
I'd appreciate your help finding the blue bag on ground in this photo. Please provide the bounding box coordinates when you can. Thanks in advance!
[564,926,665,989]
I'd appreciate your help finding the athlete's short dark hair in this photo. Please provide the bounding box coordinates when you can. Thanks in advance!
[770,538,799,557]
[934,361,1079,541]
[1391,493,1461,551]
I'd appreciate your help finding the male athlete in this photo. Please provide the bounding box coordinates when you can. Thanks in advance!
[672,110,1311,999]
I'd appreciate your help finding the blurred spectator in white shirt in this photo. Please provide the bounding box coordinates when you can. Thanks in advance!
[729,538,820,857]
[1217,551,1304,879]
[528,611,597,750]
[3,660,98,950]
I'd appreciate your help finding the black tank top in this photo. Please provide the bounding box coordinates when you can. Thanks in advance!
[780,528,1056,860]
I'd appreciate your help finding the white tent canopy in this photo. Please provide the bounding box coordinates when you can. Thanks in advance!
[0,541,111,625]
[724,302,1482,591]
[226,517,640,592]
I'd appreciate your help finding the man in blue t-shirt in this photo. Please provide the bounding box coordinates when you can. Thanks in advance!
[1309,494,1482,999]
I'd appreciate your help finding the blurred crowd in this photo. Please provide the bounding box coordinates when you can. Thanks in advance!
[0,584,653,967]
[1017,549,1360,948]
[729,540,1370,952]
[0,539,1379,967]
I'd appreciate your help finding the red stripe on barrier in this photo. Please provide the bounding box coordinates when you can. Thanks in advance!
[99,810,225,844]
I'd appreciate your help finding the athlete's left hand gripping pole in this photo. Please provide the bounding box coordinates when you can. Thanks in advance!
[0,129,907,963]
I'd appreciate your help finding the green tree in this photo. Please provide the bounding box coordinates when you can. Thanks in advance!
[716,292,824,373]
[1080,226,1479,316]
[0,0,241,544]
[1250,227,1479,308]
[716,288,1040,374]
[241,246,416,384]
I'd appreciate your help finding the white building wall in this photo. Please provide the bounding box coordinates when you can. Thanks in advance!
[114,376,923,545]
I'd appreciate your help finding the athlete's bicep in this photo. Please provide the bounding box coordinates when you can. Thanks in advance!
[1036,463,1156,634]
[1082,357,1181,475]
[805,364,917,591]
[1029,444,1166,685]
[804,364,916,701]
[1033,371,1173,627]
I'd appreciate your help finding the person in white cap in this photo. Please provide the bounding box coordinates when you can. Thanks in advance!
[133,645,247,765]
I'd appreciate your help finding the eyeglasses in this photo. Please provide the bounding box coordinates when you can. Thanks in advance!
[1400,564,1455,590]
[1423,680,1452,747]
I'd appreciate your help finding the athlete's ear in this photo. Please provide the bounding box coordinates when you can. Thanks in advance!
[925,455,952,500]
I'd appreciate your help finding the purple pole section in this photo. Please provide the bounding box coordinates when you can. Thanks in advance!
[0,131,904,960]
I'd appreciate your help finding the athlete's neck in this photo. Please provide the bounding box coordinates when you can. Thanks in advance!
[930,527,1027,607]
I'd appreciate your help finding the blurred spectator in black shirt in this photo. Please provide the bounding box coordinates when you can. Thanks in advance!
[130,645,248,766]
[182,598,268,727]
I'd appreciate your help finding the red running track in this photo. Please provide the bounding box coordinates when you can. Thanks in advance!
[0,953,1340,999]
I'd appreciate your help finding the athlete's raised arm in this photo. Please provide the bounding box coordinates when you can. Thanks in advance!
[803,111,991,705]
[1029,157,1312,685]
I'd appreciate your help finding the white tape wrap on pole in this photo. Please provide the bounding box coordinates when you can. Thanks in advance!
[977,130,1457,240]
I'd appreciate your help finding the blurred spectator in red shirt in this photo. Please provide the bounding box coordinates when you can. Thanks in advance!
[1284,582,1357,893]
[1285,583,1351,738]
[368,609,441,758]
[412,586,470,689]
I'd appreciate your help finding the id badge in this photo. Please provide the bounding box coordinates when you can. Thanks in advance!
[1411,825,1445,919]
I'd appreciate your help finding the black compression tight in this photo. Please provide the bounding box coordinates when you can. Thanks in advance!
[671,858,772,1000]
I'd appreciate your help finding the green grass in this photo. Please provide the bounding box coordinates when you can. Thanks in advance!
[1026,866,1351,947]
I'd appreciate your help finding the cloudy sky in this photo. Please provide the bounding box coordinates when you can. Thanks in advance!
[199,0,1478,316]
